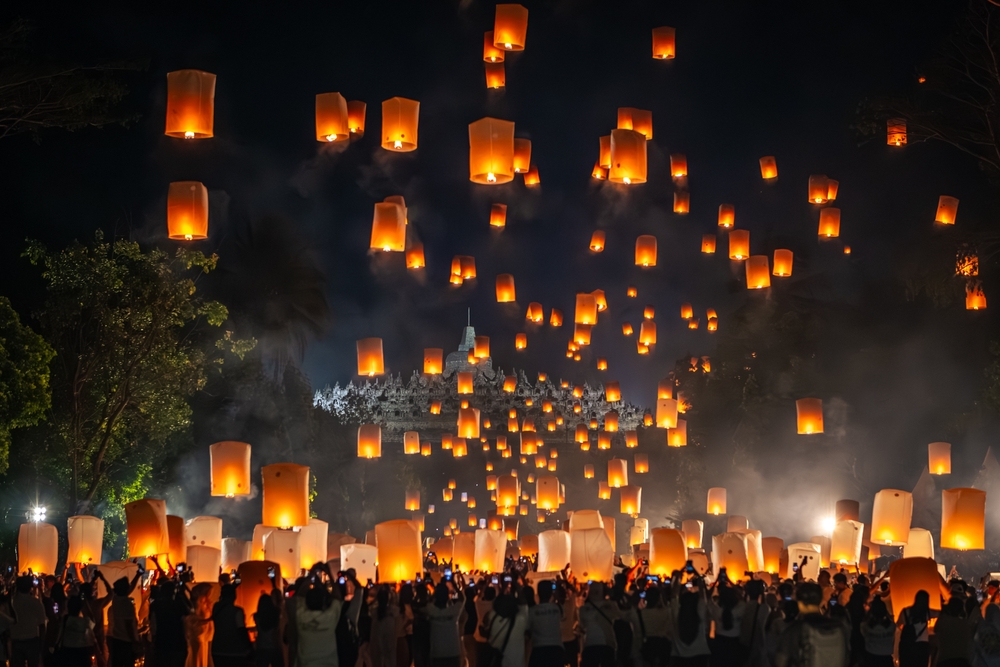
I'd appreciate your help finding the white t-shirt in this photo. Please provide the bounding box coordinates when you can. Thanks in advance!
[528,603,563,647]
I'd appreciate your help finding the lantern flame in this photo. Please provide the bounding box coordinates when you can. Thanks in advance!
[394,140,402,149]
[487,172,496,182]
[184,131,194,138]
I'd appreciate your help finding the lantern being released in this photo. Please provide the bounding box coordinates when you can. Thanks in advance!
[759,156,778,180]
[423,348,443,375]
[357,424,382,459]
[796,398,824,434]
[871,489,913,546]
[469,117,515,184]
[818,208,841,238]
[808,175,829,204]
[635,235,657,267]
[673,191,690,214]
[617,108,652,140]
[493,4,528,51]
[887,118,907,146]
[18,523,57,575]
[651,26,676,59]
[209,441,251,498]
[261,464,310,529]
[941,488,986,551]
[773,249,794,277]
[381,97,419,151]
[648,529,687,576]
[67,515,104,565]
[484,62,505,89]
[707,487,727,515]
[609,129,647,184]
[928,442,952,475]
[701,235,717,254]
[376,520,423,582]
[745,256,771,289]
[495,274,516,302]
[370,202,405,252]
[936,196,959,225]
[125,499,169,557]
[165,70,216,138]
[167,182,209,241]
[315,93,349,143]
[347,101,366,138]
[670,154,688,179]
[620,486,642,516]
[728,229,750,260]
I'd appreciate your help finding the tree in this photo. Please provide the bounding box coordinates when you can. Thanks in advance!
[0,296,53,471]
[0,19,138,140]
[22,231,254,512]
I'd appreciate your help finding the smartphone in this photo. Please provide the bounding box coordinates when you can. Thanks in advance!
[793,563,799,572]
[647,575,659,584]
[267,566,275,580]
[338,576,346,585]
[53,603,59,614]
[233,577,241,586]
[492,575,499,585]
[683,560,695,574]
[639,591,646,599]
[503,575,512,583]
[444,568,453,581]
[177,564,185,573]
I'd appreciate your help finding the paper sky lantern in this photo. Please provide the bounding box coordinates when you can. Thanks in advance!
[450,532,476,571]
[967,283,987,310]
[889,557,942,620]
[680,519,703,549]
[592,162,608,179]
[262,530,301,580]
[315,92,349,143]
[356,338,384,377]
[728,229,750,260]
[598,482,611,500]
[125,498,169,557]
[759,156,777,180]
[673,191,690,214]
[609,129,647,184]
[370,202,405,252]
[381,97,419,151]
[667,419,687,447]
[493,4,528,50]
[620,486,642,516]
[537,476,560,511]
[592,289,608,312]
[728,516,749,532]
[635,237,658,270]
[928,442,951,475]
[701,235,717,254]
[548,308,563,327]
[575,293,598,325]
[231,560,276,618]
[398,432,418,456]
[67,515,104,565]
[836,499,860,522]
[457,371,474,395]
[473,529,506,573]
[773,249,794,277]
[796,398,824,435]
[761,537,783,574]
[604,381,621,403]
[936,195,959,225]
[808,175,829,204]
[497,475,519,511]
[525,302,543,323]
[902,528,934,559]
[941,487,986,550]
[871,489,912,546]
[604,411,619,432]
[186,545,222,583]
[339,544,377,584]
[417,349,442,377]
[617,107,652,140]
[712,532,751,581]
[165,70,215,138]
[167,182,209,241]
[658,379,674,399]
[598,135,611,169]
[589,230,606,252]
[537,529,571,572]
[220,538,250,573]
[744,255,771,289]
[830,520,863,565]
[707,487,727,515]
[473,336,490,360]
[887,118,907,146]
[185,516,222,550]
[357,424,382,459]
[469,117,515,184]
[570,528,613,582]
[522,164,540,186]
[18,522,57,574]
[483,30,505,62]
[458,408,481,439]
[495,274,516,302]
[708,317,718,331]
[651,26,676,59]
[403,490,421,512]
[513,138,531,173]
[346,100,366,138]
[375,519,422,582]
[717,204,735,229]
[166,515,187,565]
[670,154,688,179]
[656,398,678,428]
[818,208,841,238]
[251,525,277,560]
[607,459,629,492]
[484,62,505,89]
[405,243,425,269]
[625,431,638,448]
[261,464,309,528]
[486,204,507,232]
[209,441,251,498]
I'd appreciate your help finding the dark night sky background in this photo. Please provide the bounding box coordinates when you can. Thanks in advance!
[2,0,998,538]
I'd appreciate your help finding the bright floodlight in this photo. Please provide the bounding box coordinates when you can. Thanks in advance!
[31,506,46,523]
[821,516,835,534]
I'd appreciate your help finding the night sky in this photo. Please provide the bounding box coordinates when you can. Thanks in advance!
[2,0,995,533]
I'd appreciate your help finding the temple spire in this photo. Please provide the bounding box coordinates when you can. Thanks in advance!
[468,307,471,326]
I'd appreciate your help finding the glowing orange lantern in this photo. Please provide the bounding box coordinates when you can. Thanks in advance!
[493,4,528,51]
[370,202,405,252]
[483,31,505,62]
[490,203,508,228]
[608,458,628,488]
[261,464,309,528]
[670,154,687,179]
[871,489,912,546]
[682,520,704,549]
[634,454,649,474]
[827,180,839,201]
[376,519,423,583]
[888,557,941,621]
[728,229,750,260]
[936,196,959,224]
[635,235,657,267]
[759,156,777,180]
[718,204,735,229]
[651,26,676,59]
[19,522,57,574]
[356,338,384,376]
[575,293,598,324]
[605,381,621,402]
[745,256,771,289]
[514,333,527,350]
[550,308,563,326]
[622,323,633,336]
[627,286,637,297]
[656,399,679,429]
[536,476,560,510]
[406,243,425,269]
[503,376,517,393]
[617,107,652,140]
[523,165,540,186]
[887,118,907,146]
[315,92,349,143]
[453,438,468,457]
[347,101,366,137]
[639,320,657,346]
[592,162,608,180]
[598,482,611,500]
[357,424,382,459]
[929,442,951,475]
[667,419,687,447]
[67,515,104,565]
[485,62,505,89]
[761,537,783,573]
[496,274,516,302]
[673,191,690,214]
[795,398,823,434]
[381,97,419,151]
[609,129,647,184]
[165,70,215,139]
[526,302,544,323]
[210,441,251,498]
[604,411,619,432]
[625,431,638,448]
[590,230,606,252]
[403,431,420,455]
[457,372,474,394]
[513,139,531,173]
[422,348,443,375]
[458,408,481,439]
[167,516,187,565]
[808,175,829,204]
[599,135,611,169]
[707,487,727,515]
[620,486,642,516]
[773,249,793,277]
[469,117,515,184]
[125,499,169,557]
[818,208,841,238]
[967,283,987,310]
[167,182,209,240]
[648,528,686,576]
[941,487,986,550]
[658,379,673,399]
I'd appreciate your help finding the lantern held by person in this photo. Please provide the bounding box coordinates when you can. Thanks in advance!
[125,499,169,557]
[19,522,57,574]
[376,520,423,582]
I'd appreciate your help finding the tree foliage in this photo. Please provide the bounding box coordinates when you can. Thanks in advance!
[22,232,254,512]
[0,296,53,472]
[0,19,138,140]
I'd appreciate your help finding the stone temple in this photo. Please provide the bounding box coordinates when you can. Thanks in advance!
[314,324,644,442]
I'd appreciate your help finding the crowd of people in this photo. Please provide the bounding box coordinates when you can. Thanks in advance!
[1,555,1000,667]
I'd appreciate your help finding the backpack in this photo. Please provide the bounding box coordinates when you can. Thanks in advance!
[798,618,848,667]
